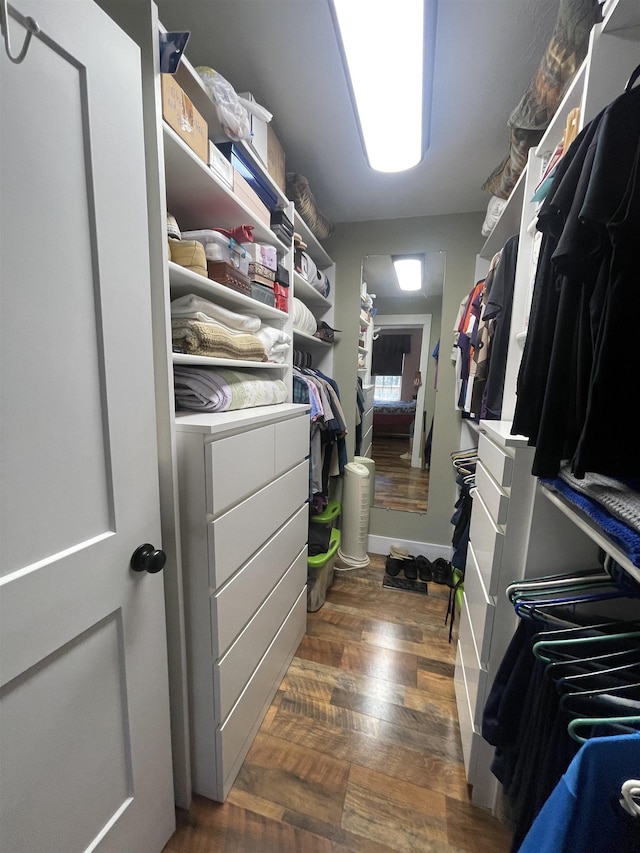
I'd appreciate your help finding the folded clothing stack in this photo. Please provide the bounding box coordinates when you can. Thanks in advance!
[170,293,290,363]
[174,366,287,413]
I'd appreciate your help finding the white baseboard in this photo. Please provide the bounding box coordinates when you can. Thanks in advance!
[367,534,451,561]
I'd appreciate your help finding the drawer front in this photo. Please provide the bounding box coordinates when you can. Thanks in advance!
[212,505,308,657]
[478,431,514,488]
[454,642,474,779]
[206,423,276,516]
[361,425,373,457]
[361,407,373,438]
[475,460,509,525]
[465,542,496,668]
[217,588,306,800]
[458,596,481,723]
[216,547,307,721]
[208,461,308,589]
[274,415,309,475]
[469,490,504,599]
[363,385,375,408]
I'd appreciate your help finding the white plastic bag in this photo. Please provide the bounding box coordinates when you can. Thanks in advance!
[196,66,272,141]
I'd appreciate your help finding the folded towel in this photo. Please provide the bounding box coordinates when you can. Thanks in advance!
[172,319,267,361]
[174,367,287,412]
[171,293,261,332]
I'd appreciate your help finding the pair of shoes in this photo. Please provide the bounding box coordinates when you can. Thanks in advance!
[431,557,454,585]
[385,549,418,579]
[416,555,433,582]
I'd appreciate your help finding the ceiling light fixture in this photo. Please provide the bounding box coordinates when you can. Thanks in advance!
[330,0,433,173]
[393,256,423,292]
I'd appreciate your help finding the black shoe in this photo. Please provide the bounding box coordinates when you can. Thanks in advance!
[432,557,454,585]
[416,555,433,582]
[385,556,405,576]
[403,558,418,580]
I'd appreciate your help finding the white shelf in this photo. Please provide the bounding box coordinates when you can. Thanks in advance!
[293,271,331,310]
[174,403,309,435]
[168,262,287,323]
[358,346,368,355]
[535,61,587,159]
[163,125,288,251]
[173,353,286,369]
[172,55,289,210]
[292,329,331,348]
[292,212,332,267]
[540,484,640,584]
[480,169,527,260]
[602,0,640,33]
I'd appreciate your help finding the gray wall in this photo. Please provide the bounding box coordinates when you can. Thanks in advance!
[325,211,485,549]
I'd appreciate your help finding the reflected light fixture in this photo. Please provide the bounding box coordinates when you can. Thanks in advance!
[393,256,423,291]
[331,0,429,173]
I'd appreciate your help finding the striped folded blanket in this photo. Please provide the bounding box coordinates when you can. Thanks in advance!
[172,319,267,361]
[558,465,640,535]
[174,367,287,413]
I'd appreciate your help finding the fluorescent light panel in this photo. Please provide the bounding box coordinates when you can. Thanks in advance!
[394,257,422,291]
[332,0,425,172]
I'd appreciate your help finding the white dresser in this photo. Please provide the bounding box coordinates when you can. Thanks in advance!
[454,420,599,811]
[176,404,310,802]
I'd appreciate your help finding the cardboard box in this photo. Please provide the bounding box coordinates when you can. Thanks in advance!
[208,142,233,188]
[161,74,208,163]
[238,92,268,166]
[233,168,270,228]
[267,125,286,193]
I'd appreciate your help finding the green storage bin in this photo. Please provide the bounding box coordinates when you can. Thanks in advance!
[307,527,340,612]
[309,499,341,527]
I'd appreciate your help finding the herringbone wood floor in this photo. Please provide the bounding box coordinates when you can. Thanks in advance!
[163,554,512,852]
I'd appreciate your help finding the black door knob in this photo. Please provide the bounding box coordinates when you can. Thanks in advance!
[130,543,166,574]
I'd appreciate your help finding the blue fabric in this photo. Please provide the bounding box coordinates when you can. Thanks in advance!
[541,477,640,566]
[517,733,640,853]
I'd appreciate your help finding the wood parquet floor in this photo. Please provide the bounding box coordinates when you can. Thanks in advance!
[163,554,513,853]
[371,436,430,513]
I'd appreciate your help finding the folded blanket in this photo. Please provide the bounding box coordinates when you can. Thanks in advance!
[174,366,287,412]
[171,293,261,332]
[172,319,267,361]
[558,465,640,535]
[255,326,291,363]
[541,476,640,567]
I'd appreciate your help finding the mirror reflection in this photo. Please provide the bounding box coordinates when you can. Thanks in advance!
[360,252,445,513]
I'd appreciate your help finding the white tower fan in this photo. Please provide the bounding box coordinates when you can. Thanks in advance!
[337,461,371,569]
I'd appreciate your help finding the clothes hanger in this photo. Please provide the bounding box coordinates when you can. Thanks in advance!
[533,630,640,664]
[506,567,611,602]
[568,715,640,743]
[620,779,640,818]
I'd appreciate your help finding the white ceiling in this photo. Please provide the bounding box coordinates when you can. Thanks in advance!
[155,0,560,227]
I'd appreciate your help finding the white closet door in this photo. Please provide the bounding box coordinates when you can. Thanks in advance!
[0,2,174,852]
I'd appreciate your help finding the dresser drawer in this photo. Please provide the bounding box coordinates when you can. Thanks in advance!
[206,423,277,516]
[274,415,309,475]
[458,595,485,726]
[475,460,509,525]
[208,461,309,589]
[215,547,307,720]
[206,415,309,516]
[363,385,375,408]
[478,431,513,488]
[469,489,505,597]
[211,504,308,657]
[465,542,495,669]
[454,641,474,779]
[216,588,306,800]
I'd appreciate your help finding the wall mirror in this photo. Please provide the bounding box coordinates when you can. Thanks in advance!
[360,251,445,514]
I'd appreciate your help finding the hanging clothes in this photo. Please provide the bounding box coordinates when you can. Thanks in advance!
[512,82,640,478]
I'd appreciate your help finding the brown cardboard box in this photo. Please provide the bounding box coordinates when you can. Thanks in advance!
[267,125,286,193]
[161,74,208,163]
[233,168,270,228]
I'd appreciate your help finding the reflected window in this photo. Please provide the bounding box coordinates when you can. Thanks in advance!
[374,375,402,401]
